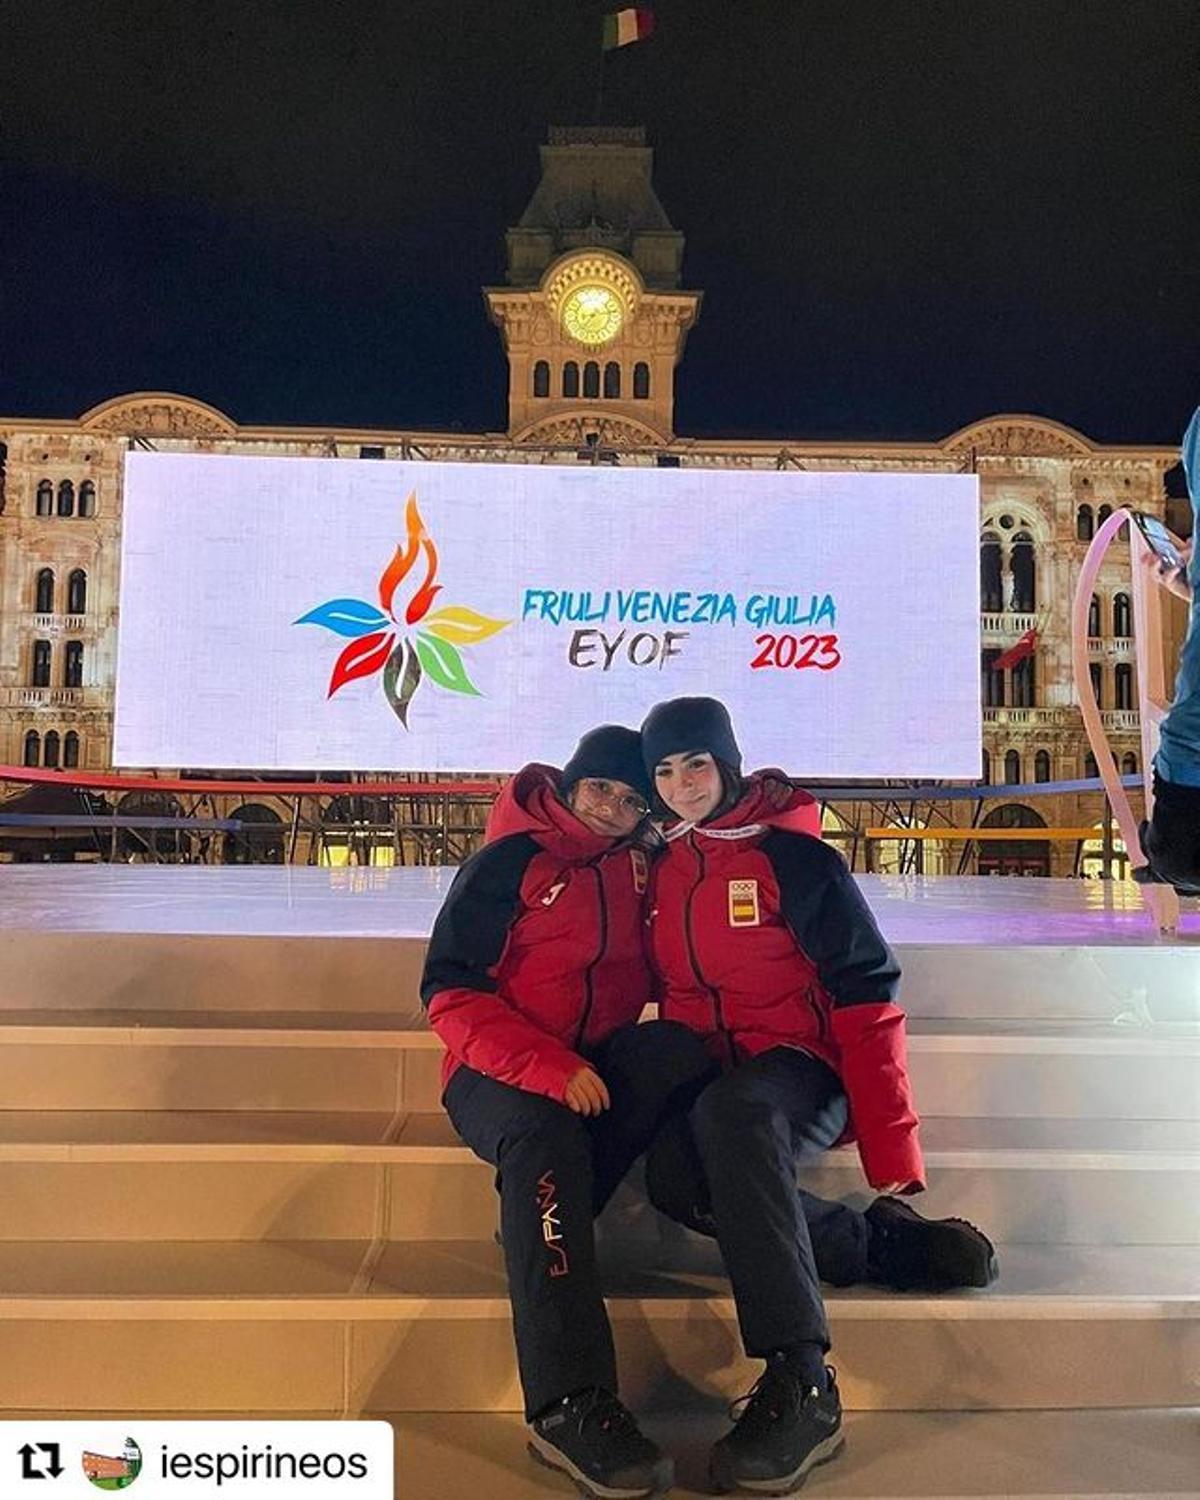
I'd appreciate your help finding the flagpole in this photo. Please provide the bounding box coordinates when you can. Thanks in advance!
[594,24,607,122]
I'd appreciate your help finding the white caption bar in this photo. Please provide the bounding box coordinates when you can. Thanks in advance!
[1,1422,393,1497]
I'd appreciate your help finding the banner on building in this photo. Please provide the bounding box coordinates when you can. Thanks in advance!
[113,453,982,776]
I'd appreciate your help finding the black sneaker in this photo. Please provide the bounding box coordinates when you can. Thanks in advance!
[528,1388,674,1498]
[865,1196,998,1291]
[709,1361,843,1495]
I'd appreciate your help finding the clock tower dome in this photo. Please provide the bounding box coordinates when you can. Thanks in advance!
[484,126,701,446]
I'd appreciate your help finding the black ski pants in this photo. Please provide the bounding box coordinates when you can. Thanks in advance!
[645,1045,868,1358]
[442,1018,717,1419]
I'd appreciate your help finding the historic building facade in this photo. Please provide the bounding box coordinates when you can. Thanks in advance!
[0,127,1181,872]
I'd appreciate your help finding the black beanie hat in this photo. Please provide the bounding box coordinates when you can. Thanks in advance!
[641,697,743,777]
[561,725,652,800]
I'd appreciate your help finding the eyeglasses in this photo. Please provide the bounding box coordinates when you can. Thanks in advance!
[576,778,649,819]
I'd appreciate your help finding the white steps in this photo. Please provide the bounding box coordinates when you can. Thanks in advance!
[0,1111,1192,1244]
[1,866,1197,1491]
[0,1016,1197,1120]
[0,1241,1194,1413]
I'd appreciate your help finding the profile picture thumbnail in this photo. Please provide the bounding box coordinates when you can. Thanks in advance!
[82,1436,142,1489]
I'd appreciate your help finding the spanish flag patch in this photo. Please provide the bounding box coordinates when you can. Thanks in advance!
[727,879,760,927]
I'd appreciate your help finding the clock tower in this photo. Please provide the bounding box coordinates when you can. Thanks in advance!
[485,126,701,446]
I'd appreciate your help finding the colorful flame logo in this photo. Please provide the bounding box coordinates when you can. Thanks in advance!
[295,492,510,727]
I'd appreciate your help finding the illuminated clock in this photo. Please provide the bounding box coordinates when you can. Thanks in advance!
[561,285,624,346]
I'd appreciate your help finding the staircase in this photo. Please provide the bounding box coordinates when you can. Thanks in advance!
[0,865,1196,1496]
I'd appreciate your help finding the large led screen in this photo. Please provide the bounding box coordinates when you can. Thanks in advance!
[113,453,981,776]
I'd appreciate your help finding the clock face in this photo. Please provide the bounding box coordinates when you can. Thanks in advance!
[561,285,624,346]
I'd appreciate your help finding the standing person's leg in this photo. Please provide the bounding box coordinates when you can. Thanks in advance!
[443,1066,673,1499]
[1146,407,1200,886]
[1153,405,1200,789]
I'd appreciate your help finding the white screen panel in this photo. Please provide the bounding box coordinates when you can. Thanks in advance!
[113,453,981,777]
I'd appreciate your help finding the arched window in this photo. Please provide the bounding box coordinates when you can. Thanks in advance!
[980,533,1003,613]
[532,361,550,398]
[63,731,81,768]
[64,641,84,688]
[1011,531,1036,612]
[1084,751,1099,779]
[980,748,990,784]
[1012,655,1036,708]
[56,480,75,518]
[32,640,51,687]
[1098,504,1113,524]
[981,649,1005,707]
[35,568,55,614]
[36,480,54,517]
[562,362,579,398]
[978,802,1050,877]
[1076,504,1094,541]
[43,731,60,769]
[633,362,650,399]
[68,569,86,614]
[1113,592,1131,637]
[1034,750,1051,783]
[1087,594,1101,638]
[1115,662,1133,710]
[1005,750,1021,784]
[23,731,39,768]
[583,361,600,398]
[604,362,621,398]
[79,480,96,517]
[1089,662,1103,707]
[1121,751,1138,776]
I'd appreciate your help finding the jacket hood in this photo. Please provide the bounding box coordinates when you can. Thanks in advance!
[485,764,617,859]
[665,770,821,842]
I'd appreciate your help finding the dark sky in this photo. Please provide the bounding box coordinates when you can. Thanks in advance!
[2,0,1197,444]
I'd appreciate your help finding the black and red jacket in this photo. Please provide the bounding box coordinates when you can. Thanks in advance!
[420,765,653,1102]
[647,774,925,1190]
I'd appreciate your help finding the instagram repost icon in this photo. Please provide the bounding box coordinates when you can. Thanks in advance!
[82,1436,142,1489]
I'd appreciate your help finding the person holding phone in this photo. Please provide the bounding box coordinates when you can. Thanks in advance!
[639,696,995,1495]
[421,724,715,1500]
[1143,405,1200,888]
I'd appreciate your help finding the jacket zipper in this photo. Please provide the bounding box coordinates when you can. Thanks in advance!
[575,860,608,1050]
[682,834,735,1066]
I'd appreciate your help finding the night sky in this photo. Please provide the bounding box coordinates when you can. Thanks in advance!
[3,1,1197,444]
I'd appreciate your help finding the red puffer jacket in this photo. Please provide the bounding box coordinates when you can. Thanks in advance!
[421,765,653,1101]
[648,774,924,1190]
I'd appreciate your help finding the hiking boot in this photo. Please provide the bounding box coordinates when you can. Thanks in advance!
[865,1196,998,1291]
[709,1360,843,1494]
[528,1388,674,1498]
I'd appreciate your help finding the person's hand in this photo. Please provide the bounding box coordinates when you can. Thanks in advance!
[876,1179,923,1196]
[564,1066,610,1116]
[1138,541,1191,602]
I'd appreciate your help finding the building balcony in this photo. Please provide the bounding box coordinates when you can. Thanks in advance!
[1100,709,1140,733]
[3,687,90,709]
[981,612,1039,637]
[982,707,1069,729]
[31,614,88,633]
[1087,636,1135,659]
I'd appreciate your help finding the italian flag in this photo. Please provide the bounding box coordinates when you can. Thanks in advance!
[602,8,655,49]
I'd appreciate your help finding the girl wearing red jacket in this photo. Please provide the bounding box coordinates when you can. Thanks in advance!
[639,696,995,1495]
[421,724,714,1500]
